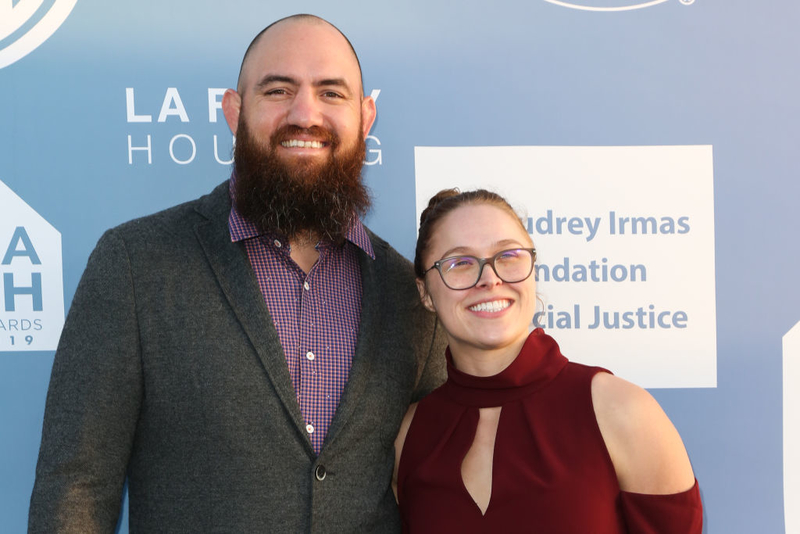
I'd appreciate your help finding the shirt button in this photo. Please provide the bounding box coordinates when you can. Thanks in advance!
[306,351,315,361]
[303,281,310,291]
[315,465,326,481]
[273,239,282,248]
[306,424,315,434]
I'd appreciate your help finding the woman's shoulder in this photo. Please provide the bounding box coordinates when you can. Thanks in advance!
[591,372,696,494]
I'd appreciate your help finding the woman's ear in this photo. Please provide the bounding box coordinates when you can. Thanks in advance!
[416,279,436,313]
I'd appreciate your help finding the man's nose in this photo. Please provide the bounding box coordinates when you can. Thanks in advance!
[286,88,323,129]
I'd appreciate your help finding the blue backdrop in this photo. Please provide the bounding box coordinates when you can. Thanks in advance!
[2,1,798,532]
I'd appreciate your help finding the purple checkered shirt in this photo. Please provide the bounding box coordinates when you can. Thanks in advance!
[227,178,374,454]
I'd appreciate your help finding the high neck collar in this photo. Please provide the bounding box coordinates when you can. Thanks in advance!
[443,329,569,408]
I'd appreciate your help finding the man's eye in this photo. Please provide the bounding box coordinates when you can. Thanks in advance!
[323,91,343,98]
[265,89,287,95]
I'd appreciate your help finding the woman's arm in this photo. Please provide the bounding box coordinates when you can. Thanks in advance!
[591,372,695,494]
[392,402,419,501]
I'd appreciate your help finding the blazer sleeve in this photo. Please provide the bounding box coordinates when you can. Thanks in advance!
[409,311,447,403]
[29,229,143,533]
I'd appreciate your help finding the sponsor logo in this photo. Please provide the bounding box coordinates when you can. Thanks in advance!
[124,87,384,166]
[542,0,693,12]
[365,89,382,166]
[0,179,64,352]
[0,0,78,69]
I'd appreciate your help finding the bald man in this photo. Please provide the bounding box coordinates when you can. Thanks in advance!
[29,15,445,533]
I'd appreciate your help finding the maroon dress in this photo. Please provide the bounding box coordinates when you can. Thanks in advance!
[397,329,702,533]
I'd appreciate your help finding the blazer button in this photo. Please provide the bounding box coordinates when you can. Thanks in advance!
[315,465,327,481]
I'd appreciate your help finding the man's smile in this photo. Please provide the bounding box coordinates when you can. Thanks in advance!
[281,139,326,148]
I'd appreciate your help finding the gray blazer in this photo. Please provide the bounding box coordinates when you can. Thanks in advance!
[29,182,446,533]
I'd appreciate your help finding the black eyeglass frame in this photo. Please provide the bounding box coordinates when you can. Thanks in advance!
[423,247,537,290]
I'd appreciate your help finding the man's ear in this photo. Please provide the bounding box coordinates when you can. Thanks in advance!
[222,89,242,135]
[361,95,377,138]
[416,279,436,313]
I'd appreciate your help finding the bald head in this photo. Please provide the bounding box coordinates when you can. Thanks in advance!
[236,14,364,94]
[220,12,377,160]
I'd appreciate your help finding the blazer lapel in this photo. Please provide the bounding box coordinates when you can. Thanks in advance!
[192,183,311,453]
[323,243,380,448]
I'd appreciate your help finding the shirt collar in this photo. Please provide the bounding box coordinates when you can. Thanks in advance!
[227,174,375,259]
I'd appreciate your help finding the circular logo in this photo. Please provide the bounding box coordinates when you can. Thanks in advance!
[0,0,78,69]
[542,0,679,11]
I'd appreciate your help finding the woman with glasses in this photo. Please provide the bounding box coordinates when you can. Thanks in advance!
[393,189,702,533]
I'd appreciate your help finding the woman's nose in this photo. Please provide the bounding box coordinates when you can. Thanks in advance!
[475,261,503,288]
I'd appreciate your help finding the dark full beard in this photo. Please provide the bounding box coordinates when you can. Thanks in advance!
[233,117,371,244]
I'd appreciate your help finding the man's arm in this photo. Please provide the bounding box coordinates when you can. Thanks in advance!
[29,230,143,533]
[410,311,447,403]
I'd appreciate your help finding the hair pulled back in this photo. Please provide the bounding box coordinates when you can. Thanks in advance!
[414,188,530,278]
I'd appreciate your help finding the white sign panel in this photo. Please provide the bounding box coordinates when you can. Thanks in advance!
[0,179,64,351]
[785,321,800,534]
[415,146,716,388]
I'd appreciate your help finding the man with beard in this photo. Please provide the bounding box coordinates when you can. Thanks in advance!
[29,14,446,534]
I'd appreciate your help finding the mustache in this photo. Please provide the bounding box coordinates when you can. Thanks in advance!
[270,125,339,147]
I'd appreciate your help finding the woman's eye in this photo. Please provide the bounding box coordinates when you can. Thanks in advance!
[497,250,521,262]
[448,258,476,270]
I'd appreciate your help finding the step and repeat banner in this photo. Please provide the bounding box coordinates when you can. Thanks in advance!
[1,1,798,532]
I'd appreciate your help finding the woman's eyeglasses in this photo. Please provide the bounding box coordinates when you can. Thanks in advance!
[423,248,536,290]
